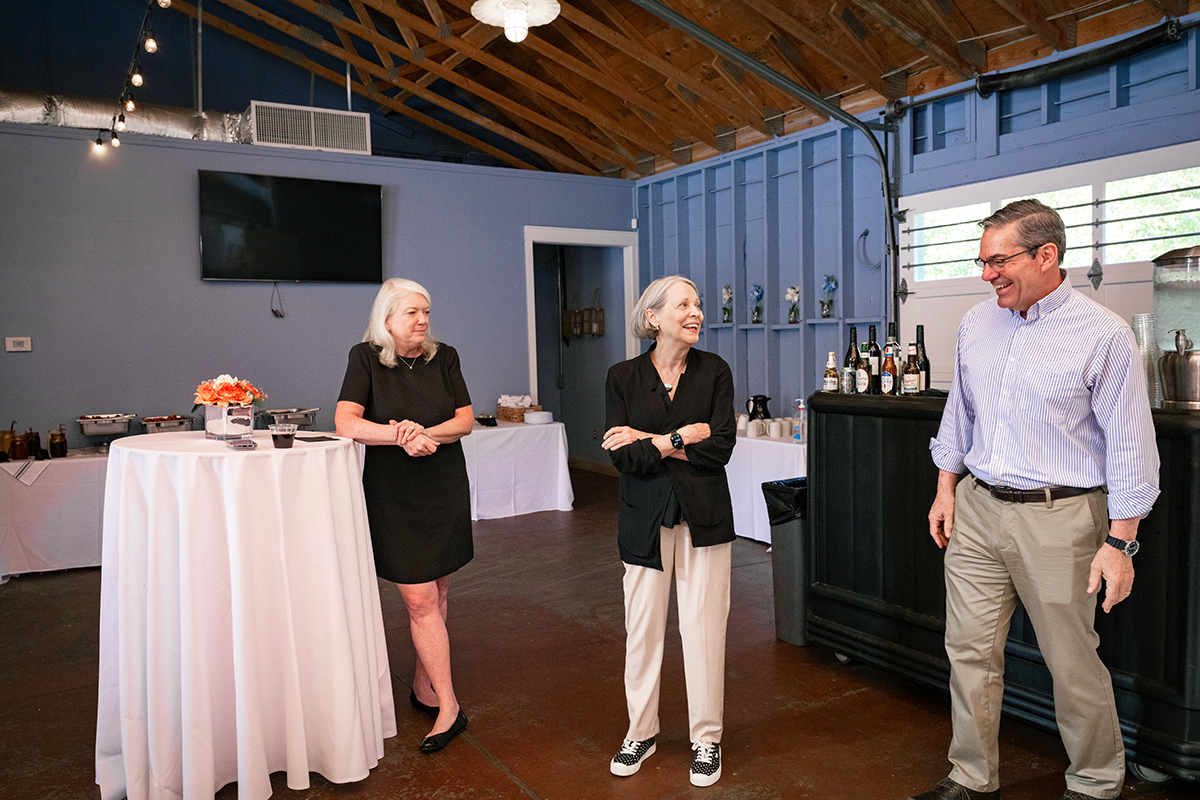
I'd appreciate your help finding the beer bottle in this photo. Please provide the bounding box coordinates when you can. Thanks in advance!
[885,322,900,366]
[841,325,859,394]
[855,343,871,394]
[881,347,898,395]
[902,343,921,396]
[915,324,930,393]
[823,351,840,392]
[867,324,882,395]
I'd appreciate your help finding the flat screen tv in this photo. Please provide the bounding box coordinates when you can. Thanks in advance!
[199,170,383,283]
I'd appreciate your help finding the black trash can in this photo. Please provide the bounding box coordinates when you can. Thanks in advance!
[762,478,808,646]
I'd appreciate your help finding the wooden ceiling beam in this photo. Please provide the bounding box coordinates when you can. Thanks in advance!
[351,0,673,155]
[207,0,618,172]
[912,0,986,72]
[348,0,399,69]
[993,0,1072,51]
[1143,0,1188,16]
[744,0,890,98]
[392,23,501,104]
[321,1,377,89]
[846,0,978,80]
[828,2,895,82]
[553,0,768,132]
[438,0,721,149]
[169,0,544,171]
[421,0,452,38]
[763,34,829,124]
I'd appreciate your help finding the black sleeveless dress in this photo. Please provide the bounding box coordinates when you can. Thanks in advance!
[338,341,473,584]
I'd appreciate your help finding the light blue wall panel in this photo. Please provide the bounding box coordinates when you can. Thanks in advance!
[0,123,632,446]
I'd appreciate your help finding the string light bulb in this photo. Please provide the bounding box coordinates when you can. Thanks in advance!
[157,0,171,7]
[111,130,121,148]
[124,93,136,112]
[131,63,143,87]
[116,113,126,131]
[94,132,105,152]
[143,30,157,53]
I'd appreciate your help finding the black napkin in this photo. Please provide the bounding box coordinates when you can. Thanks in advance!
[296,435,337,442]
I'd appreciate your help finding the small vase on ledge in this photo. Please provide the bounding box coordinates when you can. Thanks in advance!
[752,305,763,324]
[819,300,833,318]
[788,305,800,324]
[722,306,732,323]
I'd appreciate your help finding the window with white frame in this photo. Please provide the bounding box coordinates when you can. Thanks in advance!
[904,145,1200,282]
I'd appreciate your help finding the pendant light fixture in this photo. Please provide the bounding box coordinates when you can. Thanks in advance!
[470,0,560,43]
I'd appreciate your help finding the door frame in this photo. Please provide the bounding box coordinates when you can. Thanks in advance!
[524,225,639,403]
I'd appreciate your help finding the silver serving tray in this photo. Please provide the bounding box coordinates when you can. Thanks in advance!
[77,414,136,435]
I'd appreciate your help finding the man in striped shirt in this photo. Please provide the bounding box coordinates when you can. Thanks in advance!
[912,199,1159,800]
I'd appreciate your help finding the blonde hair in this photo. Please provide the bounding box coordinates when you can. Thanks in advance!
[364,278,439,368]
[630,275,699,340]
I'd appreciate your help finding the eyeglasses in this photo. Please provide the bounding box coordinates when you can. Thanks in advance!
[973,245,1041,271]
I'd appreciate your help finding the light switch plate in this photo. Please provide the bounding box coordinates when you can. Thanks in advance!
[5,337,31,352]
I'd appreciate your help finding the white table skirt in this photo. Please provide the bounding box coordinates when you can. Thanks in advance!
[0,452,106,579]
[95,431,396,800]
[461,421,574,520]
[726,434,807,544]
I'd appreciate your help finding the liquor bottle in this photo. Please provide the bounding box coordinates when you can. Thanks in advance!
[855,343,871,394]
[841,325,859,394]
[867,324,882,395]
[902,343,921,396]
[915,324,931,393]
[823,351,840,393]
[881,347,898,395]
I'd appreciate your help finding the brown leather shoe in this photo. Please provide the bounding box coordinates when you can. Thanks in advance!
[908,776,1000,800]
[1061,792,1120,800]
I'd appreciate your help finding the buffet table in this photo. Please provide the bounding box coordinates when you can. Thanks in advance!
[726,433,807,543]
[0,451,106,579]
[95,431,396,800]
[461,420,574,519]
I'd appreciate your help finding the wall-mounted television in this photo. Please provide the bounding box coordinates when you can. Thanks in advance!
[199,170,383,283]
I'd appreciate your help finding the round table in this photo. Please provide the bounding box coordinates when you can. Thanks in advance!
[95,431,396,800]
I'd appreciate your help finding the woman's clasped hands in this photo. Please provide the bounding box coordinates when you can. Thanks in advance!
[391,419,438,456]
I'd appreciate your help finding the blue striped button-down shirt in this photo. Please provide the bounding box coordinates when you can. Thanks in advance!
[930,276,1160,520]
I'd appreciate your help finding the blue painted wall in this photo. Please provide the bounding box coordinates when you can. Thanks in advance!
[0,123,631,447]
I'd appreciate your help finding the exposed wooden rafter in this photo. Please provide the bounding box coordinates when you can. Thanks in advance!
[993,0,1073,51]
[846,0,979,80]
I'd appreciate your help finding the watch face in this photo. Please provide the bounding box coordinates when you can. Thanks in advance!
[1125,539,1140,557]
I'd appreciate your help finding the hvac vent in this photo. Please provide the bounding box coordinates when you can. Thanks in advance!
[247,100,371,155]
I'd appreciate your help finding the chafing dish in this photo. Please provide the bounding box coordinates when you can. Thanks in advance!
[266,407,319,429]
[77,414,136,435]
[142,414,195,433]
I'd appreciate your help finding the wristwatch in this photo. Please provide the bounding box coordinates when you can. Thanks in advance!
[1105,535,1139,557]
[670,430,684,450]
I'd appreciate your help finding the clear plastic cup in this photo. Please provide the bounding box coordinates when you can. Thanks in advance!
[268,423,297,449]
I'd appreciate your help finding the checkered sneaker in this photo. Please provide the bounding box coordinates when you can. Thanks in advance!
[690,741,721,787]
[610,737,656,776]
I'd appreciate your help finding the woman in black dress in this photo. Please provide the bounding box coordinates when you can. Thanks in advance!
[335,278,473,753]
[602,275,736,788]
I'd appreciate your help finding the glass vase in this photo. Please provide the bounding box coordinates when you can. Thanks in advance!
[752,305,762,324]
[788,305,800,324]
[820,300,833,318]
[204,405,255,440]
[722,306,732,323]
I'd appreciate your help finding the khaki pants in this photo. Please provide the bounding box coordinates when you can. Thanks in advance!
[622,523,731,744]
[945,477,1124,799]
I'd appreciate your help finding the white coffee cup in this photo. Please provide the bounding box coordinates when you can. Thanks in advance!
[746,419,764,437]
[736,413,748,432]
[769,420,784,437]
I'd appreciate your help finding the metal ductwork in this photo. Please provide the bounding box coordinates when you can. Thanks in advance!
[0,85,249,143]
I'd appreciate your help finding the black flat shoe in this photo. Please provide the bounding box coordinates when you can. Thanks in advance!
[409,689,439,720]
[419,710,467,753]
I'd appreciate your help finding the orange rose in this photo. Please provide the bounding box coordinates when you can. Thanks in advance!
[195,383,219,405]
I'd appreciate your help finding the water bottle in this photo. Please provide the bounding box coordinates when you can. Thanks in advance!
[792,398,806,444]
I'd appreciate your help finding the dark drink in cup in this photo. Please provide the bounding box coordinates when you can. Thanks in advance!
[269,423,297,448]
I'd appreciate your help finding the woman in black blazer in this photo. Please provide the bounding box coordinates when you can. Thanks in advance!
[602,275,736,788]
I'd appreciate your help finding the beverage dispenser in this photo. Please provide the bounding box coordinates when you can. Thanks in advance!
[1154,245,1200,409]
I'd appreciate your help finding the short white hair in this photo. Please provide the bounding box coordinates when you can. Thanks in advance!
[630,275,699,340]
[363,278,439,368]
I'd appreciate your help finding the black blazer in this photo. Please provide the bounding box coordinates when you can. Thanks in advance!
[605,345,737,569]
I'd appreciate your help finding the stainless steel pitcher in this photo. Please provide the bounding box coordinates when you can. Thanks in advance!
[1159,329,1200,411]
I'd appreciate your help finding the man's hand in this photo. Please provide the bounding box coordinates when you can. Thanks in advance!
[1089,518,1138,613]
[928,470,960,549]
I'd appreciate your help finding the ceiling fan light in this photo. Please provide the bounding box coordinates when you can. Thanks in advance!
[470,0,557,42]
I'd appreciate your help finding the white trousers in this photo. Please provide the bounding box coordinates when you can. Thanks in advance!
[622,523,732,744]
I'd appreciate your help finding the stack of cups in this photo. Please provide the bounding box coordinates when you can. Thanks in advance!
[1131,313,1163,409]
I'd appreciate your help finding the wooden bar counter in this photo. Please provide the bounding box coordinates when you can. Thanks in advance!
[806,392,1200,783]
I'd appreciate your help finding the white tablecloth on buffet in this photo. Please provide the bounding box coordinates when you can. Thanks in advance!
[0,452,105,579]
[726,433,807,544]
[95,431,396,800]
[461,420,574,519]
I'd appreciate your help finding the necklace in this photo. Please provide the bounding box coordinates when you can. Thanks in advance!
[397,353,419,369]
[652,355,686,392]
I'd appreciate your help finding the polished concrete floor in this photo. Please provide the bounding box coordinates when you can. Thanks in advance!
[1,469,1196,799]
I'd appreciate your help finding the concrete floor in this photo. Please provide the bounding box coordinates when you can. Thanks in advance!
[1,468,1196,799]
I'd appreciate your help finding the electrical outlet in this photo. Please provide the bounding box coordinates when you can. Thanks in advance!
[5,337,31,352]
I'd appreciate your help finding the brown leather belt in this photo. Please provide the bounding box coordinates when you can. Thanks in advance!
[973,476,1098,504]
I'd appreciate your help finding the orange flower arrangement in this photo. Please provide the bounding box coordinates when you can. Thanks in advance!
[192,374,267,410]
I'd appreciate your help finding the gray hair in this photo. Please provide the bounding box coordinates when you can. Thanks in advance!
[363,278,439,368]
[629,275,699,340]
[980,199,1066,266]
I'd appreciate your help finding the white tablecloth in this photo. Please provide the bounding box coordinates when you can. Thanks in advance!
[461,421,574,519]
[0,452,106,579]
[727,434,807,543]
[95,431,396,800]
